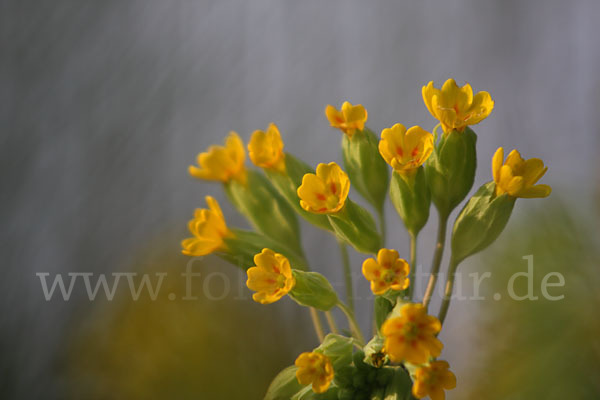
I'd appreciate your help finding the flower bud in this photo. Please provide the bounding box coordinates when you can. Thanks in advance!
[451,181,516,264]
[342,128,389,212]
[328,200,381,254]
[425,127,477,216]
[225,170,303,256]
[389,167,431,237]
[290,270,339,311]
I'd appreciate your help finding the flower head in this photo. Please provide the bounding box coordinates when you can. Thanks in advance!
[362,249,410,295]
[181,196,231,256]
[422,79,494,133]
[325,101,368,138]
[189,132,246,184]
[412,360,457,400]
[492,147,551,198]
[381,303,443,364]
[297,162,350,214]
[248,123,286,173]
[378,124,434,175]
[295,351,334,394]
[246,248,295,304]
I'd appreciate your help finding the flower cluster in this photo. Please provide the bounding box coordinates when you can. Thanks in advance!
[181,79,550,399]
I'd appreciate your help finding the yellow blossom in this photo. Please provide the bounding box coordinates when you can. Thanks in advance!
[492,147,551,198]
[189,132,246,184]
[378,124,434,175]
[295,351,334,394]
[422,79,494,133]
[248,123,286,173]
[181,196,231,256]
[325,101,368,138]
[412,360,457,400]
[362,249,410,295]
[381,303,442,364]
[297,162,350,214]
[246,248,295,304]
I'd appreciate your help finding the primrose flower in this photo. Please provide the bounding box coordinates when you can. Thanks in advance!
[297,162,350,214]
[492,147,551,198]
[295,351,334,394]
[412,360,457,400]
[248,123,286,173]
[422,79,494,134]
[189,132,246,184]
[181,196,231,256]
[246,248,296,304]
[362,248,410,295]
[325,101,368,138]
[379,124,434,175]
[381,303,443,364]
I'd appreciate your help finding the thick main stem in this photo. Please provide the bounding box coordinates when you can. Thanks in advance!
[408,233,417,300]
[422,212,449,309]
[338,302,365,344]
[438,259,459,326]
[338,240,354,312]
[309,308,325,342]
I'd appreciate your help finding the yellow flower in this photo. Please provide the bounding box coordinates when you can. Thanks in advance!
[378,124,434,175]
[412,360,457,400]
[492,147,551,198]
[381,303,442,364]
[181,196,231,256]
[189,132,246,184]
[362,249,410,295]
[325,101,368,138]
[297,162,350,214]
[295,351,334,394]
[422,79,494,133]
[248,123,286,173]
[246,248,296,304]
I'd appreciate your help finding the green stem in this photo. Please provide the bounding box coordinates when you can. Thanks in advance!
[408,233,417,300]
[422,212,449,309]
[309,307,325,342]
[325,311,339,334]
[338,302,365,344]
[377,206,387,247]
[338,240,354,312]
[438,258,459,326]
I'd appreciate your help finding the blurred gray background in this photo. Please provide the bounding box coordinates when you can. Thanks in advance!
[2,0,600,399]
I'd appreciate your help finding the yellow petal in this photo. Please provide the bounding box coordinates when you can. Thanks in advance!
[518,184,552,198]
[492,147,504,184]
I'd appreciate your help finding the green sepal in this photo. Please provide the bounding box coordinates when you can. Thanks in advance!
[264,366,305,400]
[223,229,308,270]
[266,154,333,232]
[363,334,386,368]
[342,128,389,213]
[451,181,516,265]
[382,367,415,400]
[425,127,477,217]
[389,168,430,237]
[225,170,304,255]
[292,385,339,400]
[315,334,356,370]
[328,200,381,254]
[374,296,393,332]
[290,270,338,311]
